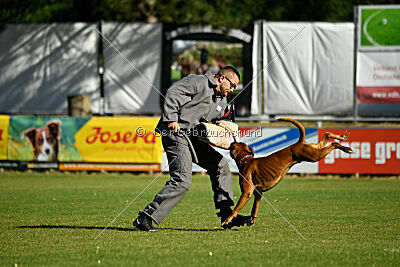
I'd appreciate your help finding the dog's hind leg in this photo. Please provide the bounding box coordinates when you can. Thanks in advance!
[248,190,262,226]
[311,142,352,161]
[334,142,353,153]
[317,132,348,148]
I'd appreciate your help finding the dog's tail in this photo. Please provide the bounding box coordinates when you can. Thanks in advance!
[278,117,305,143]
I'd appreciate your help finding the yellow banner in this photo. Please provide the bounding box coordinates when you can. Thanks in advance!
[0,115,10,160]
[75,117,161,163]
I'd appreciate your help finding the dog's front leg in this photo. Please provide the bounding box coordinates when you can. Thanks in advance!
[315,142,352,161]
[222,182,254,227]
[248,190,262,226]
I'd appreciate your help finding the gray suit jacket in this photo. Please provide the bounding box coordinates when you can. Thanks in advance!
[156,72,228,144]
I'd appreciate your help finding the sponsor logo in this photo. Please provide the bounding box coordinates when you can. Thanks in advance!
[319,129,400,174]
[74,117,161,163]
[324,141,400,164]
[85,127,156,144]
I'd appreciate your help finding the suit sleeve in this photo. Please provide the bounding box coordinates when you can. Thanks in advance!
[162,78,197,123]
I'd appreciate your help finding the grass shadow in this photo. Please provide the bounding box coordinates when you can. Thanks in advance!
[17,225,135,232]
[158,227,238,232]
[17,225,236,232]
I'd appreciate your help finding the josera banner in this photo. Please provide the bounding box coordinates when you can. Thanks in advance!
[8,116,161,163]
[74,117,161,163]
[0,115,10,160]
[319,129,400,174]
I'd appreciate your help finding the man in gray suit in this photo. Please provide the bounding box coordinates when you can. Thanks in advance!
[134,66,243,231]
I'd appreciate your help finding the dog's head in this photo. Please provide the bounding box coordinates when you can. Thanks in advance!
[23,120,61,161]
[229,142,254,160]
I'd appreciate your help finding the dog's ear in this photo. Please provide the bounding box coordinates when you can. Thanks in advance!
[47,121,61,137]
[249,146,255,156]
[229,142,238,159]
[24,129,37,146]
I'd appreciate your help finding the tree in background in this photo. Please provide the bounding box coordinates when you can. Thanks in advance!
[1,0,398,27]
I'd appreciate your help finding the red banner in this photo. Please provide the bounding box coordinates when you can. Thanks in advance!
[357,86,400,104]
[319,129,400,174]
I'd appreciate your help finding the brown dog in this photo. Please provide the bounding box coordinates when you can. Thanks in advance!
[23,120,61,162]
[222,117,352,228]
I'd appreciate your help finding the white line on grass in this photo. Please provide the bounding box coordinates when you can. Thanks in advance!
[363,10,383,46]
[95,157,177,239]
[226,160,306,240]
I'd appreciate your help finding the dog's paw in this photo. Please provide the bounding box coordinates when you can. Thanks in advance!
[343,147,353,153]
[231,215,252,228]
[340,134,348,141]
[246,216,256,226]
[221,219,233,229]
[221,224,232,229]
[221,215,251,229]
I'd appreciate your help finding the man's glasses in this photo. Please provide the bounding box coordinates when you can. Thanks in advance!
[225,76,237,90]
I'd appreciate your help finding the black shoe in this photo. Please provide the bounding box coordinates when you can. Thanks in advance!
[133,212,155,231]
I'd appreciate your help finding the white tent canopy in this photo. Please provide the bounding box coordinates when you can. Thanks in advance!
[0,23,99,114]
[251,22,354,115]
[0,22,162,115]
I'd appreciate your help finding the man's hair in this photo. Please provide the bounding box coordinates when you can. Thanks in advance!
[217,66,240,81]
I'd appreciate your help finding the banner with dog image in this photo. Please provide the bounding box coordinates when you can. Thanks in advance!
[8,116,88,162]
[0,115,10,160]
[8,116,161,164]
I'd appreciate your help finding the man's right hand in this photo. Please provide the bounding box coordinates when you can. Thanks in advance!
[168,122,180,133]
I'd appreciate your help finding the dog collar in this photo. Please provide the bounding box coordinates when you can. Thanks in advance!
[238,154,253,164]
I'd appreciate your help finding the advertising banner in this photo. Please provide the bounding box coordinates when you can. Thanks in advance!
[74,117,161,163]
[8,116,87,162]
[0,115,10,160]
[358,5,400,51]
[319,129,400,174]
[59,163,160,171]
[8,116,161,165]
[356,5,400,114]
[357,52,400,104]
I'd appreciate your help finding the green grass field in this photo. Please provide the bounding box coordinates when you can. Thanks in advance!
[0,172,399,266]
[361,8,400,46]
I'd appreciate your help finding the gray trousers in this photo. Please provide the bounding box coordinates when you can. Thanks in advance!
[142,135,234,225]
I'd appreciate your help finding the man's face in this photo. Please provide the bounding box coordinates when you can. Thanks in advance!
[217,73,239,97]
